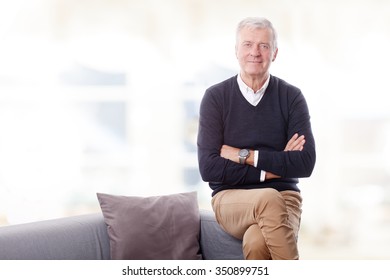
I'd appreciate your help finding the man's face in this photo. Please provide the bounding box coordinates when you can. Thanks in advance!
[235,27,278,79]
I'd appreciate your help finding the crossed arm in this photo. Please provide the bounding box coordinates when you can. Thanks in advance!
[220,133,306,180]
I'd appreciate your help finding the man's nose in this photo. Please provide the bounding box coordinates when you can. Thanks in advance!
[250,45,261,56]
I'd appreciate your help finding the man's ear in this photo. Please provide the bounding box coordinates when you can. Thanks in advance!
[272,48,278,62]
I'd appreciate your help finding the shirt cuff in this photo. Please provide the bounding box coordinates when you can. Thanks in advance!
[260,170,266,182]
[254,150,259,167]
[255,150,266,182]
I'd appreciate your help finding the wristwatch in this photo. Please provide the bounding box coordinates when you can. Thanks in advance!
[238,149,250,164]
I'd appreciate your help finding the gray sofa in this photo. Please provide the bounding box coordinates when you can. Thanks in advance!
[0,209,243,260]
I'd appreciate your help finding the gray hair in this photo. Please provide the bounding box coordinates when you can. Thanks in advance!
[236,17,278,50]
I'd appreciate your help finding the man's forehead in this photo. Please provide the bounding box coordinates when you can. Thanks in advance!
[239,27,272,40]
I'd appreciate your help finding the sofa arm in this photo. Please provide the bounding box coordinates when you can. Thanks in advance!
[199,209,244,260]
[0,213,110,260]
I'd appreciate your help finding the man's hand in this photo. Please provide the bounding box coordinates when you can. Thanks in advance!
[267,133,305,179]
[220,145,241,163]
[284,133,305,151]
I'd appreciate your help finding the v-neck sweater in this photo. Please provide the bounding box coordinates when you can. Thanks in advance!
[197,75,316,196]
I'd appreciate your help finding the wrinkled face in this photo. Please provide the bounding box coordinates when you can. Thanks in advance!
[235,27,278,79]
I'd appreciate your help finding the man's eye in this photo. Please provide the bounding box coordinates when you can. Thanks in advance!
[260,44,269,50]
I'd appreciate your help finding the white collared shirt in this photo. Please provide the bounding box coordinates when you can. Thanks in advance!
[237,73,270,106]
[237,73,269,182]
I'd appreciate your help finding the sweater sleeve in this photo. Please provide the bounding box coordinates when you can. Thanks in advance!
[197,88,261,186]
[257,90,316,178]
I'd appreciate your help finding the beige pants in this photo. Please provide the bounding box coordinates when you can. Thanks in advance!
[211,188,302,260]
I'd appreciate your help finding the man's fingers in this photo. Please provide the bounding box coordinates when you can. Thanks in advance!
[285,133,297,150]
[291,136,305,151]
[285,134,305,151]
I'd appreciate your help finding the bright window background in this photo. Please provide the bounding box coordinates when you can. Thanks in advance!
[1,0,390,259]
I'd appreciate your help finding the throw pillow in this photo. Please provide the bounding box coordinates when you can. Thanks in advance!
[96,191,202,260]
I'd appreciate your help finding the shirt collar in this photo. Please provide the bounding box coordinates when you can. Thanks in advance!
[237,73,270,95]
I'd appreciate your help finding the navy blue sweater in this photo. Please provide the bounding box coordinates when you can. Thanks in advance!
[197,75,316,196]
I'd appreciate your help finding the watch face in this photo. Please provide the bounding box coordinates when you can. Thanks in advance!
[239,149,249,157]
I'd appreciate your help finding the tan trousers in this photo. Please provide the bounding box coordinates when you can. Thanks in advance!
[211,188,302,260]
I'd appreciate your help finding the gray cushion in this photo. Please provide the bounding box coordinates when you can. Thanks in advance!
[0,213,110,260]
[199,209,244,260]
[97,191,202,260]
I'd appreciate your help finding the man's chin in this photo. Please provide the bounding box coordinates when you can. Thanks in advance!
[244,70,267,78]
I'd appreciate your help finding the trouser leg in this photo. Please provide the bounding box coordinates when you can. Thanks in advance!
[211,188,302,260]
[243,224,271,259]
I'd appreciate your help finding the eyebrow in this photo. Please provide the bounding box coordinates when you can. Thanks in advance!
[241,41,270,46]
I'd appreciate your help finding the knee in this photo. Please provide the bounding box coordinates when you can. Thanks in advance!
[243,225,267,252]
[254,188,286,212]
[261,188,282,199]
